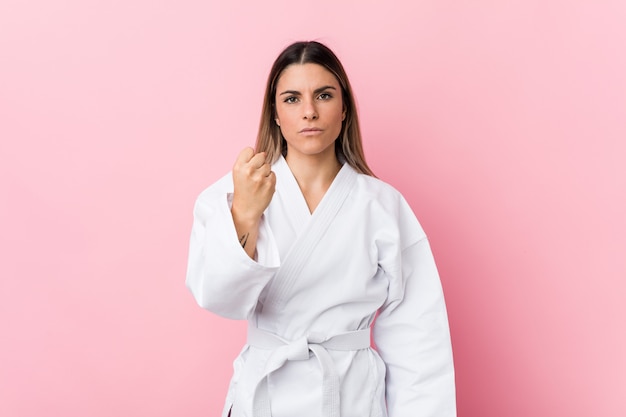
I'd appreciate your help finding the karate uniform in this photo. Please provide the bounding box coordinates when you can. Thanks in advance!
[186,156,456,417]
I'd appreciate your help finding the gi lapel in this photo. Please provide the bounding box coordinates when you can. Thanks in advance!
[262,162,357,312]
[273,157,312,236]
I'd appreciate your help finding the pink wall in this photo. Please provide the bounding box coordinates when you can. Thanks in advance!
[1,1,624,416]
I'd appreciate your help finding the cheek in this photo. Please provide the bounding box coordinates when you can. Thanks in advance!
[331,107,345,125]
[276,107,295,126]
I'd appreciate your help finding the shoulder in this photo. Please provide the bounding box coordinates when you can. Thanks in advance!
[350,170,427,246]
[354,172,404,201]
[351,170,411,214]
[193,171,234,212]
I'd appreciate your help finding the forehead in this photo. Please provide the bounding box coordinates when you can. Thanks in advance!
[276,63,340,91]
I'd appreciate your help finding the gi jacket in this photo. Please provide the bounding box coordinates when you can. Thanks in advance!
[186,156,456,417]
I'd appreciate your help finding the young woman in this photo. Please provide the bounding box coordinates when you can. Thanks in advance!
[186,41,456,417]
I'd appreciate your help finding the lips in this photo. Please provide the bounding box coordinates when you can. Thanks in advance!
[299,127,323,133]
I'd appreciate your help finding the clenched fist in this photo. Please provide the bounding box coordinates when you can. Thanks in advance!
[231,147,276,258]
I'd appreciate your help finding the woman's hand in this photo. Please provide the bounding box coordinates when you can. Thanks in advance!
[231,147,276,258]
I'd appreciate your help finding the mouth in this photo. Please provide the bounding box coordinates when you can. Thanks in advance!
[299,127,323,133]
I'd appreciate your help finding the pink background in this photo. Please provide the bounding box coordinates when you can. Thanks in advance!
[1,1,625,416]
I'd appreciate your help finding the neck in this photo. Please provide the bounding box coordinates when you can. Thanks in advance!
[285,151,342,192]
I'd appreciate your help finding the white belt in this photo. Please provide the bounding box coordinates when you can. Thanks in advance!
[247,326,371,417]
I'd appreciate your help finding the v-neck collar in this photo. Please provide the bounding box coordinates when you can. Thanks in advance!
[273,155,352,226]
[274,156,312,229]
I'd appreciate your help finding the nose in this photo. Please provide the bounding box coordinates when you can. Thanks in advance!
[303,99,318,120]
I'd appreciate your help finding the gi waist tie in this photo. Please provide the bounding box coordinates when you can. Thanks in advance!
[247,326,371,417]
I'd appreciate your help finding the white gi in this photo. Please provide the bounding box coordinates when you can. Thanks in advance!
[186,156,456,417]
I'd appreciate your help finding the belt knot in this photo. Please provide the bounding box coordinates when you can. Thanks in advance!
[285,335,310,361]
[247,326,371,417]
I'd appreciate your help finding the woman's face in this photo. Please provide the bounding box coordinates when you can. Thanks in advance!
[274,63,345,162]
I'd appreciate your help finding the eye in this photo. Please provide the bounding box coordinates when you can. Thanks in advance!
[284,96,299,104]
[318,93,332,100]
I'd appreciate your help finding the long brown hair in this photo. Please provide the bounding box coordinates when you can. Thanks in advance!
[255,41,375,176]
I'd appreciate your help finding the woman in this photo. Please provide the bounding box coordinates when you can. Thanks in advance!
[186,41,456,417]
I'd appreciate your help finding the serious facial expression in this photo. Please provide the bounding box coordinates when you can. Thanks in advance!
[274,63,346,161]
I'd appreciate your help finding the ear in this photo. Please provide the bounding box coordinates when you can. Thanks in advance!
[341,110,346,121]
[275,118,281,126]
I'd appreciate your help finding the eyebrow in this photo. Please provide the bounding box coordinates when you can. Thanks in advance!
[279,85,337,96]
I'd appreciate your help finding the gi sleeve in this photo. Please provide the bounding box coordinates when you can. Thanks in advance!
[373,236,456,417]
[185,181,280,320]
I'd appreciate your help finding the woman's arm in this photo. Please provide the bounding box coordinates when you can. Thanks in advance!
[185,148,279,320]
[372,195,456,417]
[374,237,456,417]
[231,147,276,259]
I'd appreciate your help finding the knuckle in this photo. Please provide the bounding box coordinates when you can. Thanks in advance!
[244,166,255,177]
